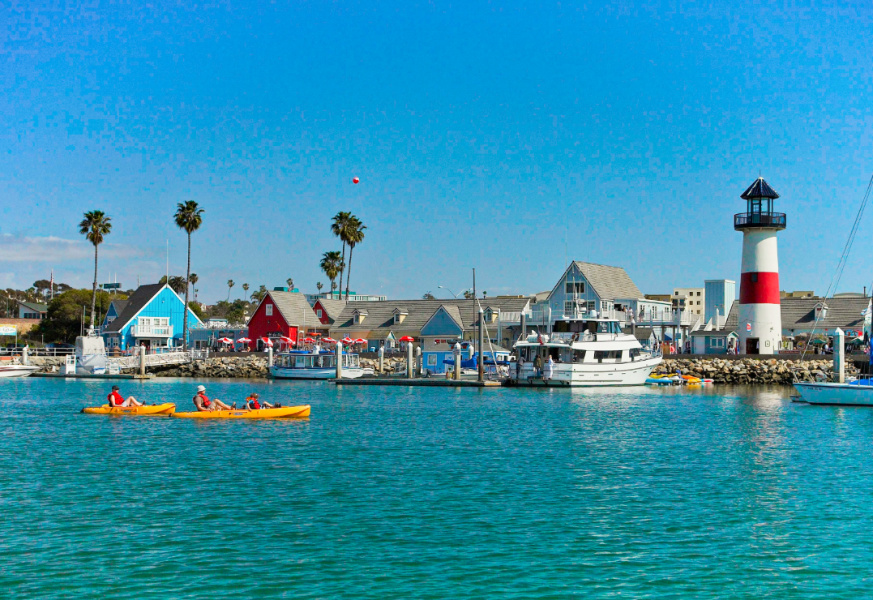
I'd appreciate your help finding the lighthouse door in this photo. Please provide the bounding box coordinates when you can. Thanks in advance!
[746,338,760,355]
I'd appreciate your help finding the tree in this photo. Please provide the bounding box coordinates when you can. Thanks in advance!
[331,212,353,295]
[320,251,343,295]
[188,301,204,321]
[78,210,112,331]
[344,217,366,300]
[422,292,435,300]
[175,200,204,351]
[38,288,117,343]
[251,285,268,303]
[189,273,199,302]
[227,279,235,301]
[286,277,294,291]
[463,290,475,299]
[316,282,323,294]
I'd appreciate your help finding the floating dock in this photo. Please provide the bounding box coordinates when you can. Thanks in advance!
[335,378,502,388]
[31,372,154,380]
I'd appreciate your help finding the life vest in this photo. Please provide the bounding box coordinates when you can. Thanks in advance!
[108,391,124,406]
[247,397,260,410]
[196,393,211,408]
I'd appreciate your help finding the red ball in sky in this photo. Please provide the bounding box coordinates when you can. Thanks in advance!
[352,177,360,184]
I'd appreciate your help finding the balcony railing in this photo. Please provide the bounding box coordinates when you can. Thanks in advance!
[734,212,786,230]
[131,325,173,337]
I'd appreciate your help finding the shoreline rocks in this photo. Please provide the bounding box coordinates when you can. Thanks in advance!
[655,357,854,385]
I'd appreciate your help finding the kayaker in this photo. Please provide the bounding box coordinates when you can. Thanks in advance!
[245,393,280,410]
[108,385,143,407]
[193,385,235,411]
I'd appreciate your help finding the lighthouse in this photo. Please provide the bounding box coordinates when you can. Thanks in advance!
[735,177,785,355]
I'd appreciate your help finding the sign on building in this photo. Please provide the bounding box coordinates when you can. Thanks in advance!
[0,325,17,336]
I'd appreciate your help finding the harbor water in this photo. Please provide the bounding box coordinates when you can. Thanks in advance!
[3,378,873,598]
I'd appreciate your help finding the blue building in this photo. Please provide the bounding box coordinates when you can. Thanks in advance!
[102,283,203,351]
[704,279,736,328]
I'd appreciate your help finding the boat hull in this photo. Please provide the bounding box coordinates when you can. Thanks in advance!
[0,365,40,378]
[270,367,364,380]
[510,356,661,387]
[794,382,873,406]
[81,403,176,416]
[172,405,311,419]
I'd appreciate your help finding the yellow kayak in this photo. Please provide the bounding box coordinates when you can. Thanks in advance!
[82,403,176,416]
[171,405,311,419]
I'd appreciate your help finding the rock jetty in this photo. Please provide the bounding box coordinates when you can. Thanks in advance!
[655,357,857,385]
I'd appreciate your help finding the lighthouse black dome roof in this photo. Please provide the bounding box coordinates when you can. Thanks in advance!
[741,177,780,199]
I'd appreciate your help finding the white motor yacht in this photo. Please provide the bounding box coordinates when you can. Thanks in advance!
[510,317,661,387]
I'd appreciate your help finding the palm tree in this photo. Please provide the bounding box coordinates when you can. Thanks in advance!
[189,273,199,302]
[344,217,366,300]
[242,283,250,299]
[227,279,235,301]
[174,201,204,350]
[331,212,353,295]
[320,251,342,296]
[316,282,323,294]
[78,210,112,331]
[286,278,294,291]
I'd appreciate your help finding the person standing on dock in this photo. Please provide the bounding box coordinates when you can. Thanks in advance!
[544,356,554,381]
[534,354,544,378]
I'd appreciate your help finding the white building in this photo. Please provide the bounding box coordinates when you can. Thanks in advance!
[672,287,705,319]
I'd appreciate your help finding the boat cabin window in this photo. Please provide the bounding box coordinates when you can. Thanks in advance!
[593,350,623,363]
[629,348,640,361]
[573,350,586,362]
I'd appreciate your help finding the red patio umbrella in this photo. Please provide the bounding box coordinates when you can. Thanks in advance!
[260,337,274,347]
[399,336,415,342]
[303,337,314,344]
[217,337,233,344]
[323,337,337,344]
[341,337,354,345]
[236,337,251,343]
[355,338,367,344]
[308,332,322,337]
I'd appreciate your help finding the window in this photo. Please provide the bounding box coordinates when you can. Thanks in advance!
[565,281,585,295]
[564,301,575,315]
[697,292,701,296]
[711,338,725,348]
[316,309,323,319]
[427,354,437,366]
[573,350,586,362]
[266,304,273,316]
[394,314,401,324]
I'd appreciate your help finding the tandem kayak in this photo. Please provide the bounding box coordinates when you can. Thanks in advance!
[171,405,311,419]
[82,403,176,416]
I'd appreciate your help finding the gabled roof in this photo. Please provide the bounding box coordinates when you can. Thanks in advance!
[421,304,465,334]
[259,291,320,327]
[331,297,531,334]
[103,284,165,333]
[315,299,347,322]
[721,296,869,333]
[17,301,47,312]
[741,177,780,199]
[109,299,129,315]
[556,262,643,301]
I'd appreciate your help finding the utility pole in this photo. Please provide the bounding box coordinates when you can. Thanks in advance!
[478,307,484,382]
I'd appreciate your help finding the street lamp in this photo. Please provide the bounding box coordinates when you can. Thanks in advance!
[438,285,469,299]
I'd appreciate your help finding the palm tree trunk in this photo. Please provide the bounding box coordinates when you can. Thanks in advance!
[339,242,346,299]
[183,232,191,351]
[345,245,354,300]
[90,243,98,330]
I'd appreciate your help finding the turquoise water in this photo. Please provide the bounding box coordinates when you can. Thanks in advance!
[2,379,873,598]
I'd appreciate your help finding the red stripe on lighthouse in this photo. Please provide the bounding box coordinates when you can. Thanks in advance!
[740,272,780,304]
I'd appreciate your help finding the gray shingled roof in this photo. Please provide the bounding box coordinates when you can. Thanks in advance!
[262,291,321,327]
[17,300,48,312]
[572,262,643,300]
[109,299,129,315]
[741,177,780,199]
[720,297,868,333]
[315,299,347,322]
[331,297,531,335]
[103,284,165,333]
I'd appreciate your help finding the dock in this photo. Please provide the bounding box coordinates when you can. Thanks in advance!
[336,377,502,388]
[31,372,154,380]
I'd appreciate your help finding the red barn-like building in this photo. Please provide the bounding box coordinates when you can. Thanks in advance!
[313,298,348,326]
[246,291,324,350]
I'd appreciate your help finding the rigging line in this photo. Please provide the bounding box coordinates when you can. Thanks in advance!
[797,174,873,367]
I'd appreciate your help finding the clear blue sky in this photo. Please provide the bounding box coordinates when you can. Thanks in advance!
[2,1,873,302]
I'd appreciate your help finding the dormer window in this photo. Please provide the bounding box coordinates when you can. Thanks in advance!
[483,308,496,323]
[393,308,408,324]
[354,310,367,325]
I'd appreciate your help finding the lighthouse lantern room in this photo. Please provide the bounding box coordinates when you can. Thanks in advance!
[735,177,786,355]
